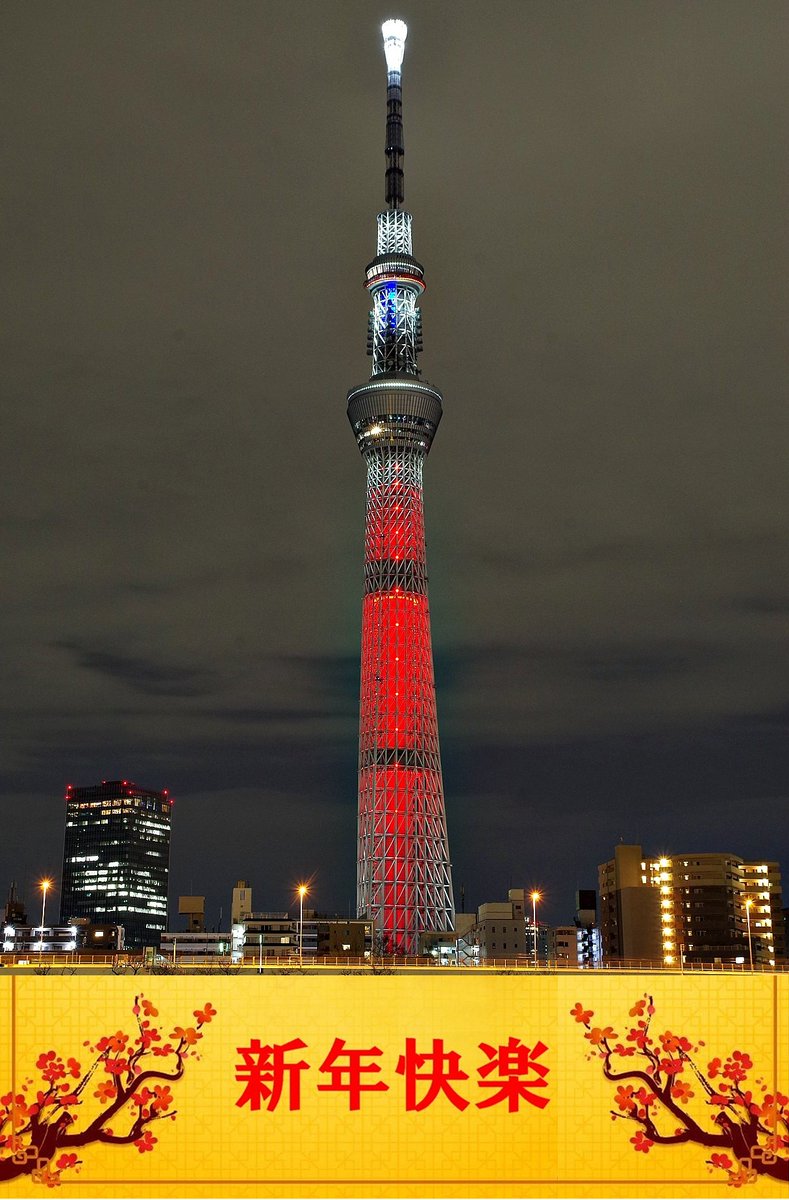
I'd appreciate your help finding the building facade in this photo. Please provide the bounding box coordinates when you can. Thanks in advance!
[59,780,171,950]
[598,845,663,962]
[2,921,123,956]
[160,915,373,963]
[599,844,785,966]
[462,889,552,962]
[656,853,784,967]
[348,21,454,954]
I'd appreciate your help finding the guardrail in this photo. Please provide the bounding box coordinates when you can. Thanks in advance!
[1,954,786,974]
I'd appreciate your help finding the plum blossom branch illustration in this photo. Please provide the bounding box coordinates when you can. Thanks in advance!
[0,995,216,1188]
[571,996,788,1187]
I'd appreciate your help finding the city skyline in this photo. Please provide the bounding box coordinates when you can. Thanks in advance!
[3,2,788,928]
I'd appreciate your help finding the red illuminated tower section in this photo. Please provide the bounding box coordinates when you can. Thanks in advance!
[347,20,454,954]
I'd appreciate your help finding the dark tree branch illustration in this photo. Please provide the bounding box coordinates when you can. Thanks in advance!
[571,996,789,1186]
[0,996,216,1188]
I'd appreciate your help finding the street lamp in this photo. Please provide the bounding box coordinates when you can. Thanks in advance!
[531,891,541,966]
[39,880,52,960]
[297,885,308,966]
[745,898,754,970]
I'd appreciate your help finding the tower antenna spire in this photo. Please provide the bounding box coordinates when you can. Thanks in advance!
[382,19,407,209]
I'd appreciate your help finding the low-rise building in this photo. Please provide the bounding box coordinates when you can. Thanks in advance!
[462,889,552,962]
[2,921,123,955]
[160,928,244,962]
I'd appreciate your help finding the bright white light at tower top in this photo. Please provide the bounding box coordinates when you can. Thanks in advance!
[382,19,407,73]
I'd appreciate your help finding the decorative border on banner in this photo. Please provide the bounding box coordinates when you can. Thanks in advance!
[3,974,787,1194]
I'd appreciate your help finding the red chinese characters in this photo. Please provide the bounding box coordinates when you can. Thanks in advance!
[235,1036,549,1112]
[235,1038,309,1111]
[317,1038,388,1110]
[477,1037,550,1111]
[395,1037,469,1111]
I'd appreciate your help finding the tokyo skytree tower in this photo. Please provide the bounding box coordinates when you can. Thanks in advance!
[347,20,455,954]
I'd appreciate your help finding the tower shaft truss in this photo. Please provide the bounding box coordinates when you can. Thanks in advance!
[347,21,454,955]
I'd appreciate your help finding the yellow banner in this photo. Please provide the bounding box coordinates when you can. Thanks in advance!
[0,973,786,1196]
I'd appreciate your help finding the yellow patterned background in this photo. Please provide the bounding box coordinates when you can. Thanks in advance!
[0,974,786,1197]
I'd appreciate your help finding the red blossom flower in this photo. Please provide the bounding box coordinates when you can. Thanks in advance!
[710,1153,733,1170]
[171,1026,201,1045]
[141,999,158,1018]
[8,1099,31,1128]
[614,1085,636,1112]
[94,1081,117,1104]
[707,1056,722,1078]
[97,1032,128,1054]
[671,1080,694,1104]
[585,1026,615,1046]
[133,1131,158,1154]
[659,1031,691,1053]
[131,1087,153,1108]
[630,1130,654,1153]
[36,1052,66,1083]
[612,1043,636,1057]
[722,1051,753,1083]
[193,1003,217,1025]
[570,1003,593,1024]
[152,1085,173,1112]
[137,1026,161,1049]
[66,1057,81,1078]
[660,1057,684,1076]
[152,1043,173,1057]
[103,1058,129,1076]
[629,999,647,1017]
[55,1154,78,1170]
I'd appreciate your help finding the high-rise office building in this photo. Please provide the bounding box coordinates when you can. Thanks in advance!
[59,780,171,949]
[347,21,454,953]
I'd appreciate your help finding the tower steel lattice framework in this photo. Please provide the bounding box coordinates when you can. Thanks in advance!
[347,20,455,954]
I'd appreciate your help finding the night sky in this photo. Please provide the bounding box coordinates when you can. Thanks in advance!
[3,2,788,930]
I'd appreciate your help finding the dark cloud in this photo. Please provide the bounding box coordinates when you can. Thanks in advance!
[54,640,220,697]
[2,1,788,925]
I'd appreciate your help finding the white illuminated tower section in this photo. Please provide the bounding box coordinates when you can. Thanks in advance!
[347,20,455,954]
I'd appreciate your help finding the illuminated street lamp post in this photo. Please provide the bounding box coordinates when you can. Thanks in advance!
[745,898,754,970]
[38,880,52,959]
[531,891,541,966]
[297,885,308,966]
